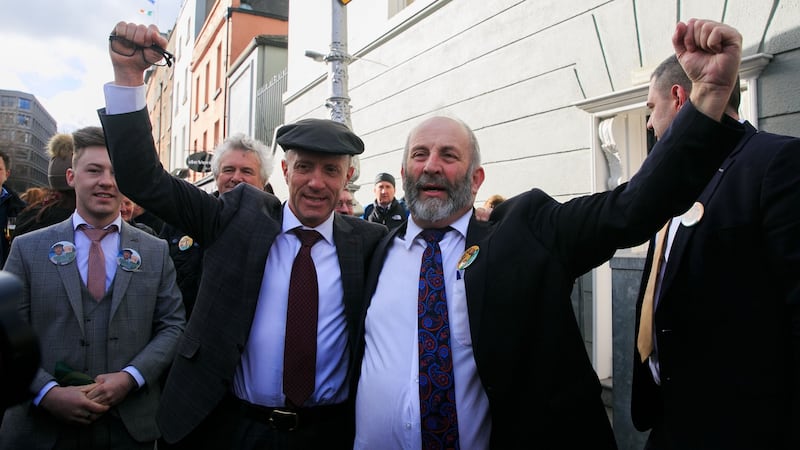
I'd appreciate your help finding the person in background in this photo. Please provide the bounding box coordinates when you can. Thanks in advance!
[15,133,76,237]
[131,203,165,236]
[0,126,185,449]
[19,187,46,206]
[336,189,356,216]
[474,193,505,221]
[0,150,26,267]
[362,172,408,230]
[159,133,274,318]
[354,19,745,449]
[120,195,157,236]
[630,53,800,450]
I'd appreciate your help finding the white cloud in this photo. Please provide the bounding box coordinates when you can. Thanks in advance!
[0,0,181,132]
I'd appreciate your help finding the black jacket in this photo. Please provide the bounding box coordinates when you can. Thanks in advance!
[363,198,408,230]
[0,185,26,267]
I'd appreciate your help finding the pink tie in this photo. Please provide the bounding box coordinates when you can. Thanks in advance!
[79,224,117,301]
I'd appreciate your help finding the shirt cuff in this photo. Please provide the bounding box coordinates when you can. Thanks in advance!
[123,366,145,390]
[104,82,146,114]
[33,381,58,406]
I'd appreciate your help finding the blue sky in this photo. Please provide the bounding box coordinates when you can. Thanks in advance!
[0,0,181,132]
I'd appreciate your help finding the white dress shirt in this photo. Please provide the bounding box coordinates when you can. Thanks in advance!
[648,216,682,384]
[233,204,349,407]
[356,211,491,450]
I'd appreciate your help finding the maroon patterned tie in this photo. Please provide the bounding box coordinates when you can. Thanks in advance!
[283,228,323,408]
[78,224,117,302]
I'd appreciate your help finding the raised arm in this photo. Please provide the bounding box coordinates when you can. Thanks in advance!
[109,22,167,87]
[672,19,742,121]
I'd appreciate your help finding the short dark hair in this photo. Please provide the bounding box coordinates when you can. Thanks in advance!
[71,126,106,164]
[0,150,10,171]
[651,55,691,93]
[652,55,741,114]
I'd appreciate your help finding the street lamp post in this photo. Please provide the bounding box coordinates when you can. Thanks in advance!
[326,0,361,199]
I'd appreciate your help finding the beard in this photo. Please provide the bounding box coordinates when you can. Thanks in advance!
[404,170,474,224]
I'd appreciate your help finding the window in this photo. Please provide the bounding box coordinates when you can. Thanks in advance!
[195,76,201,114]
[18,98,31,110]
[214,120,220,147]
[174,81,181,116]
[184,67,189,104]
[0,96,14,108]
[204,61,211,106]
[216,44,223,91]
[17,114,31,127]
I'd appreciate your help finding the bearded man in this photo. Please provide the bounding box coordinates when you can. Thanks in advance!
[352,18,747,450]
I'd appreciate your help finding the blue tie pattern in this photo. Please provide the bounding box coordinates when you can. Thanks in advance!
[418,228,459,450]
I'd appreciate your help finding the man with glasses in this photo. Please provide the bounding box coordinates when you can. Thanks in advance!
[335,189,356,216]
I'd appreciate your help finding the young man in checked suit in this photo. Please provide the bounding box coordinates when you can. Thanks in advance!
[0,126,185,449]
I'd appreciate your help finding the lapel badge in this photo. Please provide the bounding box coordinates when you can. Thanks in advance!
[457,245,480,270]
[680,201,704,227]
[117,248,142,272]
[178,235,194,251]
[49,241,77,265]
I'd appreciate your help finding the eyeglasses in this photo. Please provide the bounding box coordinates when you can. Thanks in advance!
[109,35,174,67]
[336,200,356,208]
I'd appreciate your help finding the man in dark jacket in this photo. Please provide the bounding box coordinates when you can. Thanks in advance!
[0,150,26,267]
[362,172,408,230]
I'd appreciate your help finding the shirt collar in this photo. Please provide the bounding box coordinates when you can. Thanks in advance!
[71,211,123,232]
[281,203,335,245]
[402,209,471,251]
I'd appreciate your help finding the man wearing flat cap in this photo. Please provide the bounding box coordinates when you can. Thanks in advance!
[362,172,409,230]
[99,21,387,450]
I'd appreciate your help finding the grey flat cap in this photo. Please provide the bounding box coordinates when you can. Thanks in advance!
[276,118,364,155]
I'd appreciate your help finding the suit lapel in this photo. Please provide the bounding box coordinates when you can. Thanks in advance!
[332,214,361,330]
[54,219,86,335]
[463,214,491,347]
[659,122,758,298]
[110,222,138,321]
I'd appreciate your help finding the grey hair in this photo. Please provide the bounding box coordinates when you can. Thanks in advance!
[211,133,274,183]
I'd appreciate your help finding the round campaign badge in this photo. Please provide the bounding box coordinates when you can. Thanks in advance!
[680,201,705,227]
[178,235,194,251]
[117,248,142,272]
[49,241,77,265]
[457,245,480,270]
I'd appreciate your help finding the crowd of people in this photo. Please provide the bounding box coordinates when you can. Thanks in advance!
[0,17,798,450]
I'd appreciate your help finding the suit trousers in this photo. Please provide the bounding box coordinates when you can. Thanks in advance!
[54,412,154,450]
[161,394,353,450]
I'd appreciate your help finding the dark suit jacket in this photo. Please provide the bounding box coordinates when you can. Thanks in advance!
[631,122,800,450]
[356,103,744,449]
[99,108,387,444]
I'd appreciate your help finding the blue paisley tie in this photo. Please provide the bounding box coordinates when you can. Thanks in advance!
[418,228,459,450]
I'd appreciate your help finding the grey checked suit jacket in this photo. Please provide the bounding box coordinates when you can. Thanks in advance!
[99,108,388,444]
[0,218,185,448]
